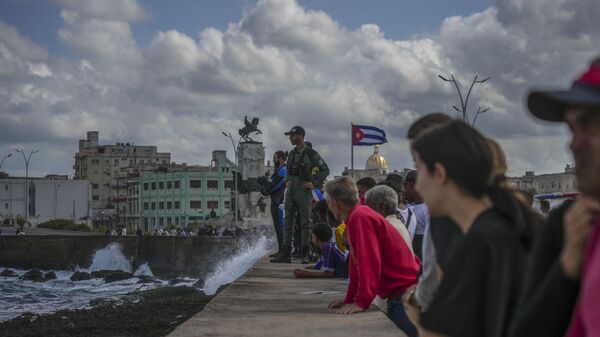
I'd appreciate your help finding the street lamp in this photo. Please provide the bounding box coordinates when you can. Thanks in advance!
[0,153,12,171]
[15,149,38,225]
[222,131,239,227]
[438,74,490,127]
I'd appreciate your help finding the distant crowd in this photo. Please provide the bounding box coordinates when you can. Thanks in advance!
[262,58,600,337]
[151,225,246,237]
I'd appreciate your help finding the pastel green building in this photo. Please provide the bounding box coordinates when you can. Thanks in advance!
[139,151,234,231]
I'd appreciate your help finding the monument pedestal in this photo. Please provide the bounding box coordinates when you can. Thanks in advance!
[238,142,266,219]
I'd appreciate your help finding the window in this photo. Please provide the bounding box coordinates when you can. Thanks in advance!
[167,201,172,209]
[224,180,233,189]
[91,159,100,165]
[174,181,180,189]
[5,203,8,209]
[129,159,134,165]
[190,200,202,209]
[151,182,156,190]
[224,201,231,209]
[190,180,202,188]
[159,218,164,226]
[4,184,7,191]
[159,182,164,189]
[175,217,179,226]
[167,181,172,189]
[151,202,156,210]
[167,217,171,225]
[159,202,164,210]
[144,183,149,191]
[139,160,144,164]
[92,183,99,189]
[207,180,218,189]
[207,201,218,209]
[143,202,148,210]
[175,201,180,209]
[92,195,99,201]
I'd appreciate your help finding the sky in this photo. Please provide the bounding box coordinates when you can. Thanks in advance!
[0,0,598,178]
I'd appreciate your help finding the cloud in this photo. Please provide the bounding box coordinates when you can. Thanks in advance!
[0,0,598,178]
[0,21,48,62]
[56,0,149,22]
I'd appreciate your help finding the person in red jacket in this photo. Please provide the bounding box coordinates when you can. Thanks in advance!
[326,176,420,337]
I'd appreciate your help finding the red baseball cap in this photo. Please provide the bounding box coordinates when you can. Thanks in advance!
[528,59,600,122]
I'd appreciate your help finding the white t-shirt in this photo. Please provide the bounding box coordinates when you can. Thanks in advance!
[385,215,414,254]
[397,207,417,239]
[409,203,429,236]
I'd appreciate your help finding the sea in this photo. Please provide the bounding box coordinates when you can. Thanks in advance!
[0,236,270,322]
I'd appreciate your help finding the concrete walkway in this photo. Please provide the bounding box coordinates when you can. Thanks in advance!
[168,255,405,337]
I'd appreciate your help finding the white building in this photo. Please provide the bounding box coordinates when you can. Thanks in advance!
[0,175,92,226]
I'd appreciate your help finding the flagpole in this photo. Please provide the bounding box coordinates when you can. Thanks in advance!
[351,122,354,179]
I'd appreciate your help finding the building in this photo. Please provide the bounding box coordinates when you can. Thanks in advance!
[112,167,141,232]
[139,150,235,232]
[0,175,92,226]
[340,145,411,181]
[509,164,577,195]
[73,131,171,210]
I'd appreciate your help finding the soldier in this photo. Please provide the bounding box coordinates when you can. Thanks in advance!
[271,126,330,263]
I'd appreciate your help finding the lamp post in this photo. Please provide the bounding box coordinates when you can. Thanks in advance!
[15,149,38,225]
[438,74,490,127]
[222,131,239,227]
[0,153,12,171]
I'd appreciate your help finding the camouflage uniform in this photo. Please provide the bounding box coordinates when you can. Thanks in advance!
[283,144,329,249]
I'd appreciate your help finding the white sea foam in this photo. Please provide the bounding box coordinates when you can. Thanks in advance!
[133,263,154,277]
[86,243,132,273]
[201,236,270,295]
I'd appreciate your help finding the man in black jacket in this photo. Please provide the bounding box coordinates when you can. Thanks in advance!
[510,58,600,337]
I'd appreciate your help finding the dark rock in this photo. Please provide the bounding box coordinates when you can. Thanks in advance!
[0,285,215,337]
[0,269,17,277]
[168,278,188,286]
[71,271,92,281]
[90,270,117,279]
[20,269,45,282]
[137,275,159,284]
[103,271,134,283]
[89,298,115,307]
[192,279,204,288]
[44,271,57,281]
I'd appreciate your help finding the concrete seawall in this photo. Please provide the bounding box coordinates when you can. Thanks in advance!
[0,235,259,279]
[169,256,404,337]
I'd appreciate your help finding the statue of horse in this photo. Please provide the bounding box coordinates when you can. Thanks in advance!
[238,116,262,142]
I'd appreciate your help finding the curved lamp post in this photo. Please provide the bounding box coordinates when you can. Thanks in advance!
[438,74,490,127]
[222,131,239,227]
[15,149,38,225]
[0,153,12,171]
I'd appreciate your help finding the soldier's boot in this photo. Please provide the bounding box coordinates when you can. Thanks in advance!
[269,250,280,258]
[300,246,311,264]
[270,245,291,263]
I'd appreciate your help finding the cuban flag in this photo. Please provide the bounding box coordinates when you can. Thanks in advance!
[352,124,387,146]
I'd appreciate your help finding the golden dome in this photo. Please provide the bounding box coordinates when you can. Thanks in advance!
[366,145,388,172]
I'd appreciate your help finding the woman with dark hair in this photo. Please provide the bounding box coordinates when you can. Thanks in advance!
[403,120,532,337]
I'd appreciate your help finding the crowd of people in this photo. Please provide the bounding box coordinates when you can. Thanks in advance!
[150,224,247,237]
[263,58,600,337]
